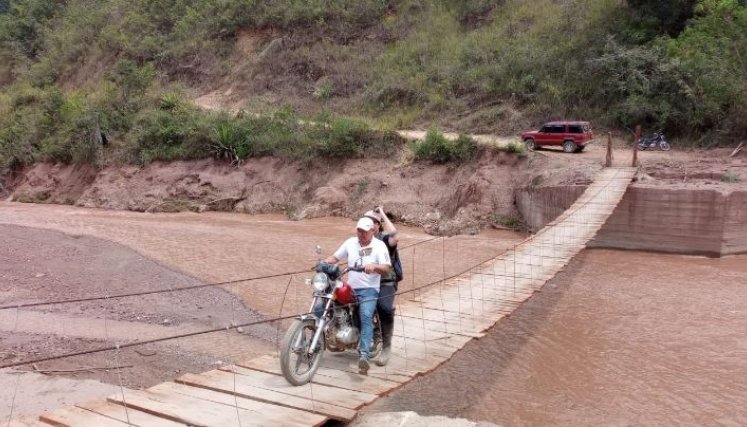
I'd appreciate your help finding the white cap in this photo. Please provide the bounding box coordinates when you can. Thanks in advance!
[356,217,374,231]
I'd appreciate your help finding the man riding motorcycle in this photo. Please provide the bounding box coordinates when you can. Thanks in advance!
[323,217,391,374]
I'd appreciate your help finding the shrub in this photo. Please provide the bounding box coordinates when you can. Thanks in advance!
[498,140,526,155]
[490,213,524,231]
[131,100,214,164]
[313,81,334,100]
[721,172,741,183]
[312,117,369,158]
[413,129,476,163]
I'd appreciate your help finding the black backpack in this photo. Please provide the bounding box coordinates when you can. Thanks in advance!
[382,234,403,282]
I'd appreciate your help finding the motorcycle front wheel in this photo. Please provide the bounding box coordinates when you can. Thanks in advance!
[280,318,324,386]
[660,141,670,151]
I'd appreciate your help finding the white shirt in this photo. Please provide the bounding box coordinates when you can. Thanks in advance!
[333,237,391,291]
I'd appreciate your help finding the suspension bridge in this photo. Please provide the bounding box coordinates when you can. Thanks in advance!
[3,166,636,427]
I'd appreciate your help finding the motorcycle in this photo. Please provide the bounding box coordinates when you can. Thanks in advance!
[638,131,670,151]
[279,249,382,386]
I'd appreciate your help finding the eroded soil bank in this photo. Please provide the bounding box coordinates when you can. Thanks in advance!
[3,141,746,242]
[2,147,528,236]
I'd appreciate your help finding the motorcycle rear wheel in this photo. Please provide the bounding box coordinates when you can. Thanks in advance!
[280,318,324,386]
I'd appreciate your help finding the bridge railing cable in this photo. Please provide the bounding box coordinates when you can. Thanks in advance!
[0,237,442,312]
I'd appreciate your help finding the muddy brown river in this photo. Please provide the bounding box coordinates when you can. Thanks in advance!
[2,202,746,425]
[365,249,747,426]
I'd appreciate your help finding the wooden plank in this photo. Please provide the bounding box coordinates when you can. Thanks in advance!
[108,384,323,427]
[416,292,524,311]
[397,306,482,324]
[392,313,486,336]
[393,317,485,338]
[321,349,445,377]
[387,343,453,360]
[414,291,527,312]
[220,362,377,409]
[390,320,475,341]
[175,370,356,422]
[389,332,475,361]
[0,418,47,427]
[40,406,134,427]
[236,355,400,396]
[414,302,514,319]
[388,335,472,359]
[312,363,409,385]
[148,382,327,426]
[76,400,187,427]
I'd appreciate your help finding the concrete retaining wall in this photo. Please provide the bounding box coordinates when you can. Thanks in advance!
[517,185,747,257]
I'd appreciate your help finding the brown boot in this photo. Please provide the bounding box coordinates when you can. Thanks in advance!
[358,356,370,375]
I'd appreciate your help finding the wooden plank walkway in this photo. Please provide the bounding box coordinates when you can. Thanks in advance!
[8,167,636,427]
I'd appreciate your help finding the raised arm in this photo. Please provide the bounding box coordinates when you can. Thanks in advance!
[376,206,399,246]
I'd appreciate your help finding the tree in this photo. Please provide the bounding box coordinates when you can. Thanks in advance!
[0,0,61,57]
[627,0,698,38]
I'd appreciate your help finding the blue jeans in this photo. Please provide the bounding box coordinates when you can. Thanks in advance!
[354,287,379,360]
[312,288,379,358]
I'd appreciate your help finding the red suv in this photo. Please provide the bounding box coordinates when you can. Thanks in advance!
[520,121,594,153]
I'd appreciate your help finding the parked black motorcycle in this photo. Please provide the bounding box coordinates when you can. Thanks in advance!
[638,131,670,151]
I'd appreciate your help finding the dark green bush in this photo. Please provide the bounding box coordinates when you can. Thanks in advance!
[413,129,476,163]
[132,102,214,164]
[0,84,104,166]
[129,102,402,165]
[312,117,371,158]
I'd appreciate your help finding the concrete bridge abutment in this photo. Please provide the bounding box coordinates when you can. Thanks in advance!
[517,185,747,257]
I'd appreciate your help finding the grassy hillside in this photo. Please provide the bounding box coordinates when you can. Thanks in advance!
[0,0,745,173]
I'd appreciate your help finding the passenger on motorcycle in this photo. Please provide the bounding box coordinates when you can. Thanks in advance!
[324,217,391,375]
[363,207,401,367]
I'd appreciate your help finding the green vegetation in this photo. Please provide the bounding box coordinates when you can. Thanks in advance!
[490,213,524,231]
[124,100,404,164]
[372,0,747,139]
[498,141,526,155]
[1,0,745,173]
[721,172,741,183]
[412,130,476,163]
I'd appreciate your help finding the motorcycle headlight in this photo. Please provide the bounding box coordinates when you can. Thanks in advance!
[311,272,329,292]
